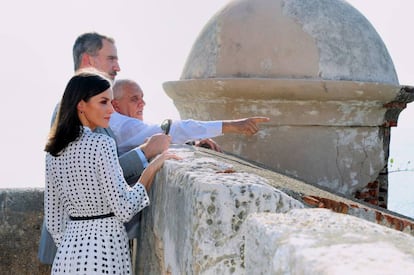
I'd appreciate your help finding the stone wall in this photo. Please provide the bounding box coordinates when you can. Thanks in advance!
[0,188,50,275]
[1,146,414,274]
[244,209,414,274]
[135,147,304,274]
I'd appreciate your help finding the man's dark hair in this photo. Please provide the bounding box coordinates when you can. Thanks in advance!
[72,32,115,71]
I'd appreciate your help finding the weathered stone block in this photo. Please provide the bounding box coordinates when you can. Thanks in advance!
[0,188,50,275]
[243,208,414,274]
[136,148,304,274]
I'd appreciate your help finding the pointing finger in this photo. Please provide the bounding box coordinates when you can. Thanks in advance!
[251,117,270,124]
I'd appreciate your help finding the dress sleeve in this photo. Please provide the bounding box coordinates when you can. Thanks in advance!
[97,136,150,222]
[44,154,67,247]
[118,149,146,186]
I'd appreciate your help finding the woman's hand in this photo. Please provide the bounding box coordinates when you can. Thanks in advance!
[149,151,182,171]
[138,150,182,191]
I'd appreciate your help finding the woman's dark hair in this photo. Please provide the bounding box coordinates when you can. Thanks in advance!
[45,71,111,156]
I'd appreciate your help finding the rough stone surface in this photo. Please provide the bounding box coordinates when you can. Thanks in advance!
[165,79,400,126]
[0,147,414,274]
[0,188,50,275]
[221,126,386,195]
[136,147,304,274]
[243,209,414,275]
[164,77,399,196]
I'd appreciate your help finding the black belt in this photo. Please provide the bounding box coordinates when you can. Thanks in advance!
[69,212,115,221]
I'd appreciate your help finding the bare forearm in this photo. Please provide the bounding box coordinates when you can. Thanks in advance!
[138,165,156,191]
[136,150,182,191]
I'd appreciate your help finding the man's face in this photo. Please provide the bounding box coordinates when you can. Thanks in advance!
[113,83,146,120]
[88,39,120,80]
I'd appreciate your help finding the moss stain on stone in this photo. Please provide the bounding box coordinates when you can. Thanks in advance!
[207,204,216,214]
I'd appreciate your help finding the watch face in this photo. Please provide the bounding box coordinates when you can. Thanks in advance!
[161,119,172,135]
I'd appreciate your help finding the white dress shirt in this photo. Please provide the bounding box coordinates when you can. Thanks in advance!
[109,112,223,156]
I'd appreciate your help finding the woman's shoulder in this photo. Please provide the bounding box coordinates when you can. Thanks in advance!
[83,128,116,147]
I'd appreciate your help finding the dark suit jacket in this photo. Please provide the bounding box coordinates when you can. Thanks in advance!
[95,127,145,185]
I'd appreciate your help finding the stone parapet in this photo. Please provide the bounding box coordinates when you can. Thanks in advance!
[136,147,304,274]
[0,188,50,275]
[244,209,414,275]
[1,146,414,274]
[135,146,414,274]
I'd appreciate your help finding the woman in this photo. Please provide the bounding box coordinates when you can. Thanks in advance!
[44,71,178,274]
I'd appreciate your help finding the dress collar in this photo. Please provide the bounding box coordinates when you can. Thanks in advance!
[82,126,93,132]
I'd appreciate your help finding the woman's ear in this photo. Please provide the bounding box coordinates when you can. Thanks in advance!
[77,100,86,113]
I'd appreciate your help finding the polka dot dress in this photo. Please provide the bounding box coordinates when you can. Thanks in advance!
[44,127,149,275]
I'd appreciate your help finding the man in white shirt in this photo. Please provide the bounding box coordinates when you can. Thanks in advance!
[110,79,270,157]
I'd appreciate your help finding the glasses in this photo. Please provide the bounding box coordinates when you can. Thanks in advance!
[161,119,172,135]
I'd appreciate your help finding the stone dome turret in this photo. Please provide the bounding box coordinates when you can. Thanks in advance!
[163,0,414,199]
[181,0,398,85]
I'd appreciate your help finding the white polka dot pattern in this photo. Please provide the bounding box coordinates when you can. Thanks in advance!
[45,127,149,274]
